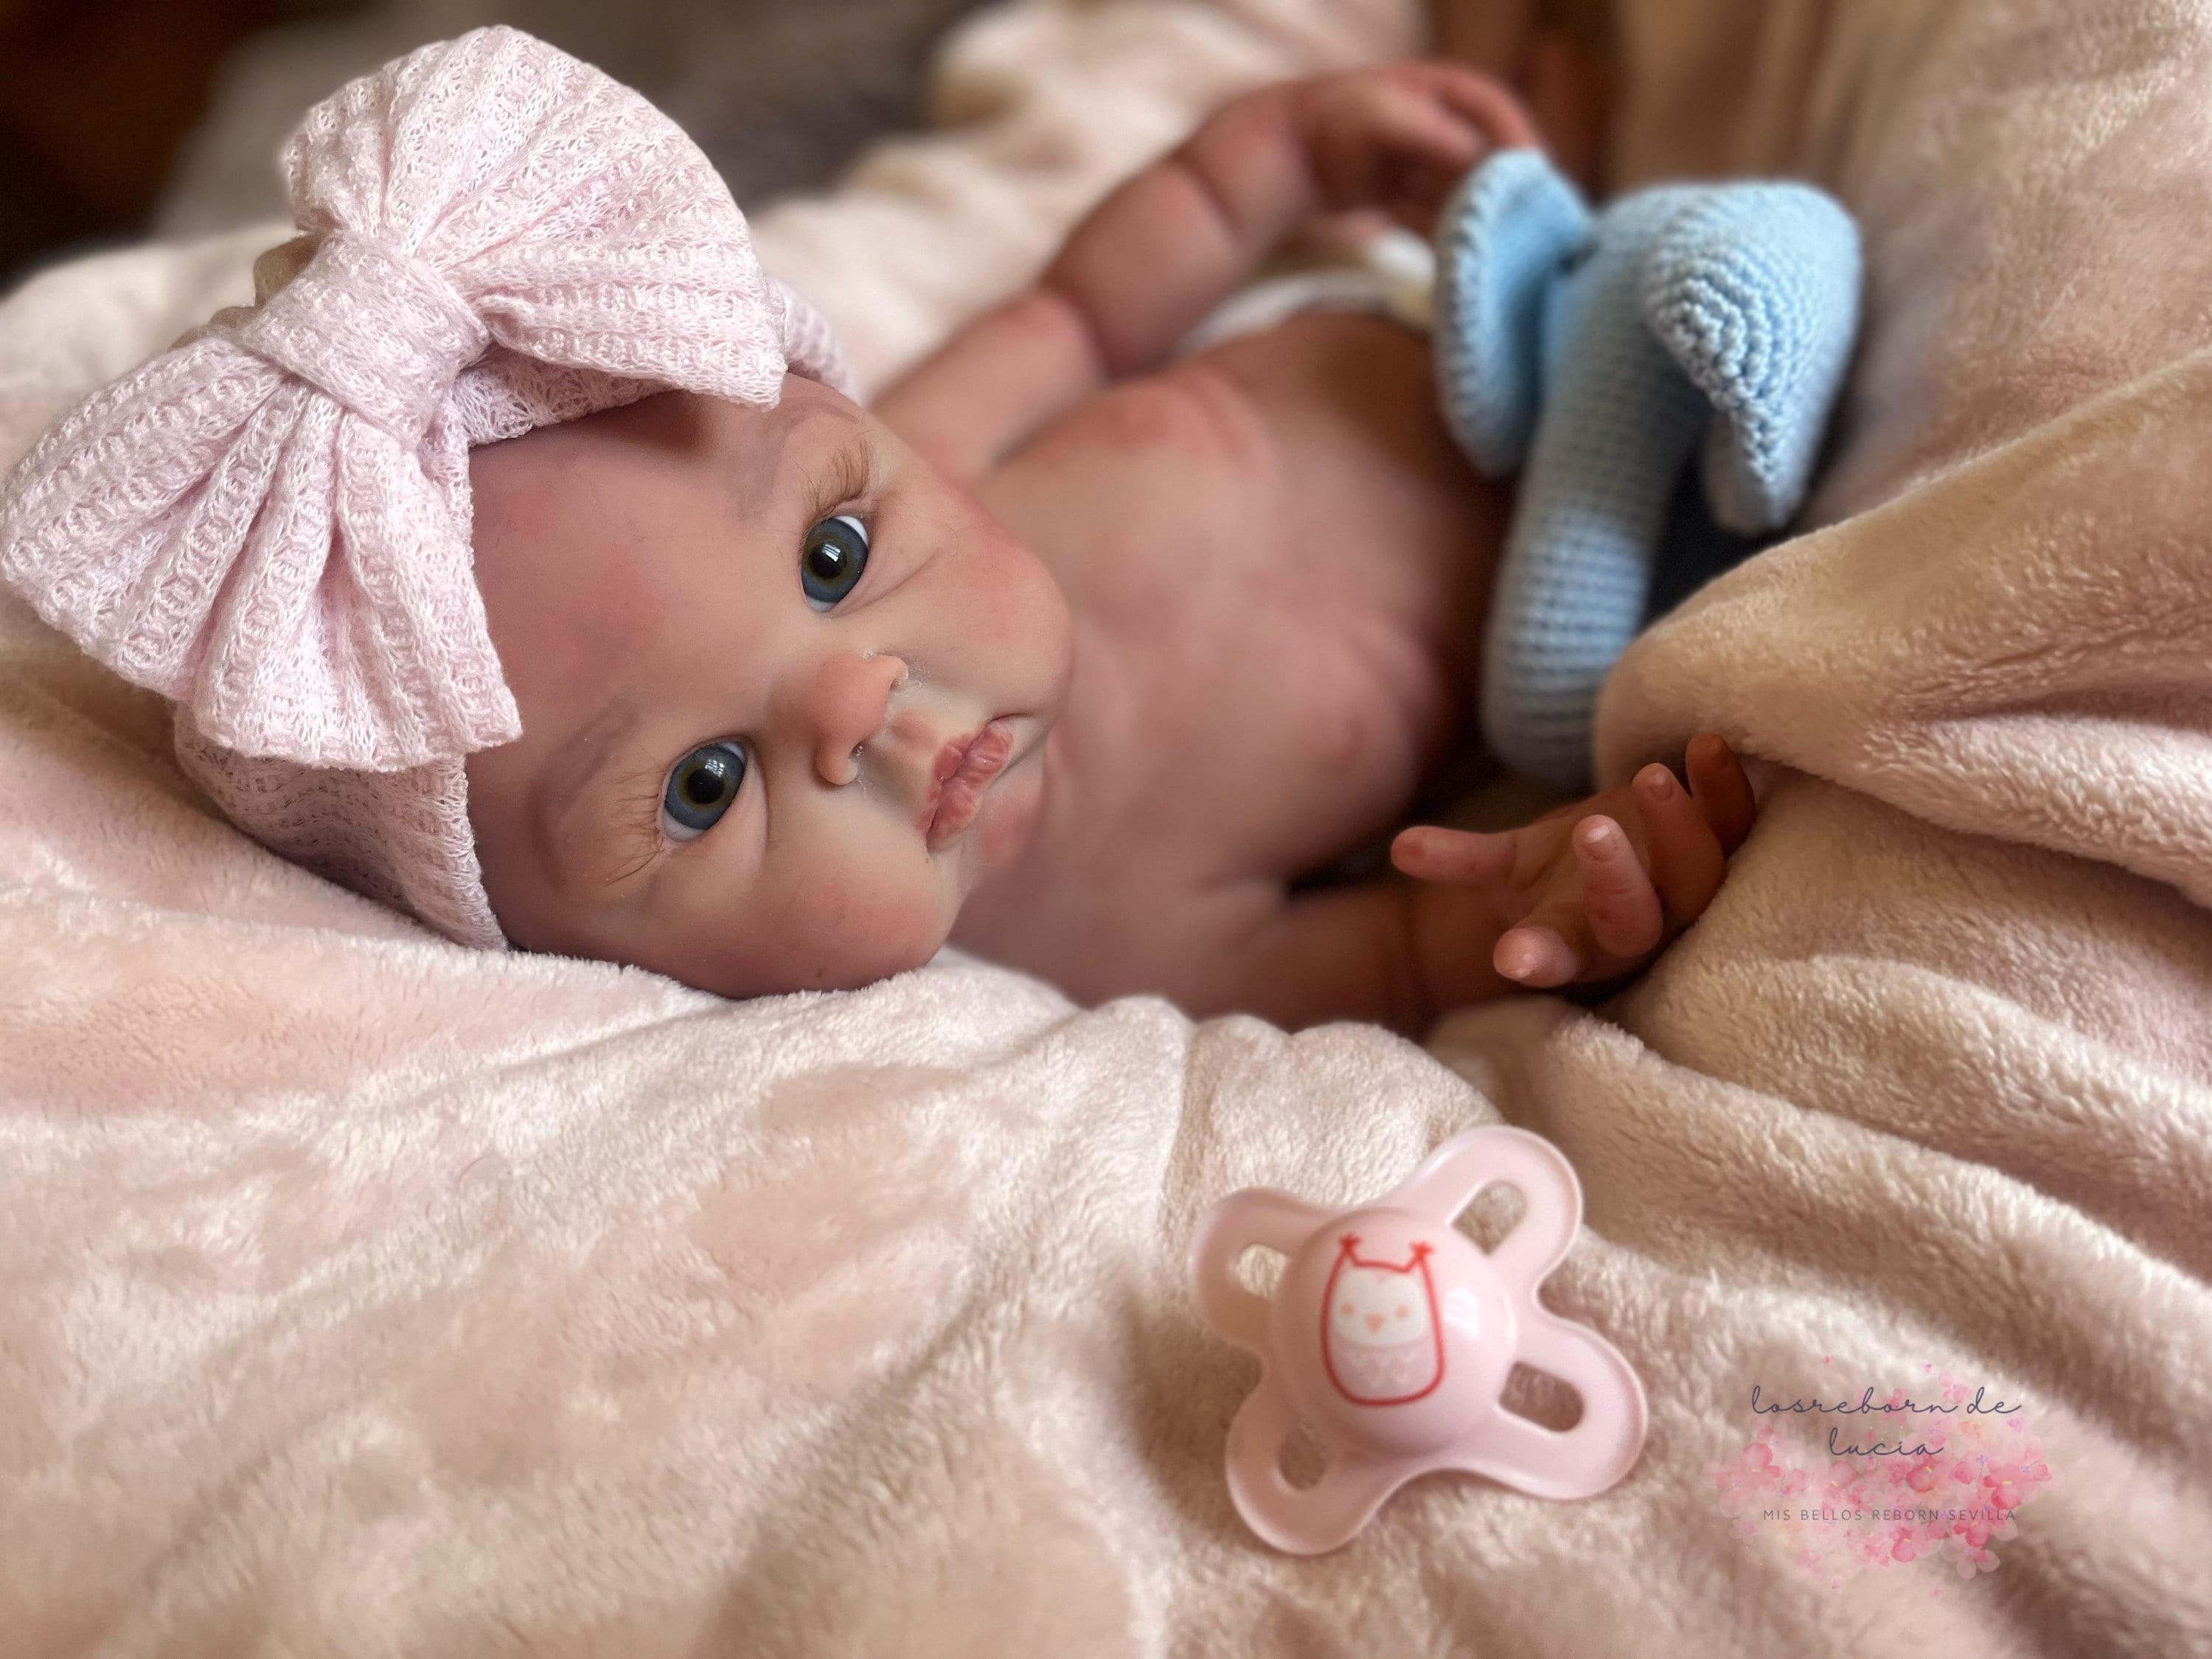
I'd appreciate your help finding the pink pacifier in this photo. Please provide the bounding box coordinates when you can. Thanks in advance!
[1189,1126,1647,1554]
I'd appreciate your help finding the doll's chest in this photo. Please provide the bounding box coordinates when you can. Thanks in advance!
[975,311,1503,891]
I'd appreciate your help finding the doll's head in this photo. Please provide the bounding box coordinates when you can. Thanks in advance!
[0,27,1071,994]
[460,378,1073,995]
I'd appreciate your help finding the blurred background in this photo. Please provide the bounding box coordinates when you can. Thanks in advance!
[0,0,999,290]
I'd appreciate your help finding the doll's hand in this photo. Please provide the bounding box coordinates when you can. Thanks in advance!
[1391,734,1757,992]
[1290,63,1539,236]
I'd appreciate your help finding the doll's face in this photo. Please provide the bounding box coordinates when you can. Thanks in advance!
[462,380,1074,996]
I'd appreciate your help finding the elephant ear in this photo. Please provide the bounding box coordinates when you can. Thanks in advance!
[1431,147,1593,476]
[1637,184,1863,532]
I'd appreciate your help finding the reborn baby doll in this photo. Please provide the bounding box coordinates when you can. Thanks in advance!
[0,29,1753,1037]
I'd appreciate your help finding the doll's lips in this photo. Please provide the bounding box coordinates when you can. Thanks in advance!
[919,718,1015,849]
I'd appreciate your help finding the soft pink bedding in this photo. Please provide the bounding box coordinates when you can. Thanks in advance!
[3,1,2208,1654]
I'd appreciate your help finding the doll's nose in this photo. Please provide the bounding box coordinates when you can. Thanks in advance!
[791,649,909,786]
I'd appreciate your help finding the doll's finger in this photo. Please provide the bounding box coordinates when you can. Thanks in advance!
[1310,87,1464,207]
[1494,923,1580,987]
[1572,813,1665,960]
[1686,732,1757,854]
[1391,824,1516,886]
[1631,763,1725,929]
[1362,94,1484,183]
[1427,63,1543,150]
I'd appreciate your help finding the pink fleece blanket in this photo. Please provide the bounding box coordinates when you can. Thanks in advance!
[4,0,2209,1654]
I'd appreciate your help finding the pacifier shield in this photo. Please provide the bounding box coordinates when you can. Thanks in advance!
[1189,1126,1648,1554]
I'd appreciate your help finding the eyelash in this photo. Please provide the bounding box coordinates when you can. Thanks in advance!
[608,440,878,865]
[804,440,875,534]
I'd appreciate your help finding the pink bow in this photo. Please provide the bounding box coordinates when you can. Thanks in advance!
[0,26,849,771]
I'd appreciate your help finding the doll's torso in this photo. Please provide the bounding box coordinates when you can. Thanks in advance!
[945,313,1506,1009]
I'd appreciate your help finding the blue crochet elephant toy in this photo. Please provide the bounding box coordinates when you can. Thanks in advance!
[1431,147,1862,790]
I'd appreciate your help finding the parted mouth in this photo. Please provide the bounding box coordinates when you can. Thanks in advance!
[918,717,1015,848]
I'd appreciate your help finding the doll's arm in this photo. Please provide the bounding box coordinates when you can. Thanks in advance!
[1195,877,1443,1038]
[1208,736,1757,1034]
[874,63,1537,482]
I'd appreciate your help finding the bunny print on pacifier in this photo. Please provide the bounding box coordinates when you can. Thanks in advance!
[1188,1125,1647,1554]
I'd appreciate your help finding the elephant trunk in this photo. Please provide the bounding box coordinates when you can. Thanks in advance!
[1478,226,1711,790]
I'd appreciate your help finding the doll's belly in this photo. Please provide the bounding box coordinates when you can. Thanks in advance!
[975,313,1505,889]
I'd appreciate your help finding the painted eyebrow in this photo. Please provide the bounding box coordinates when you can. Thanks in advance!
[793,420,876,535]
[529,692,644,893]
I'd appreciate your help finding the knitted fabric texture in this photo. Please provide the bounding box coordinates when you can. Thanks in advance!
[0,27,854,950]
[1433,147,1860,789]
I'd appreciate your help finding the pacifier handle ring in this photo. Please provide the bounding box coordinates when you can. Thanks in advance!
[1385,1127,1583,1288]
[1448,1301,1649,1499]
[1225,1384,1409,1557]
[1189,1187,1332,1354]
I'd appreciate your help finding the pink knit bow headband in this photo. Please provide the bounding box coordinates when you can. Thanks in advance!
[0,26,852,948]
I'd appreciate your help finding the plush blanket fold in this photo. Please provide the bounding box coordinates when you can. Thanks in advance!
[3,0,2210,1655]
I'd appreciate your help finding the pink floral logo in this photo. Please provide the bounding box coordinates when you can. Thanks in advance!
[1709,1364,2059,1593]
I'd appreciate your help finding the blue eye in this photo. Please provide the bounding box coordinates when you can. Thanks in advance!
[661,741,747,841]
[801,514,869,611]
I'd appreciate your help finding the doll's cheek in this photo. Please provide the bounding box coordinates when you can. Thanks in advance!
[695,860,953,995]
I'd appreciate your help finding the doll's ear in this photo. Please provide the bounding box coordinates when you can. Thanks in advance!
[1431,147,1593,476]
[1636,184,1863,532]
